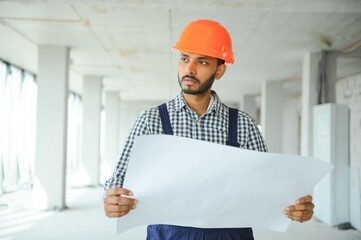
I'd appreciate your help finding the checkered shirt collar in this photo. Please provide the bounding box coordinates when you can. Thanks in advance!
[173,90,222,115]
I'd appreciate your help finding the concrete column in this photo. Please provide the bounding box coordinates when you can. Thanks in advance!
[261,81,283,153]
[282,96,300,154]
[82,76,102,186]
[34,45,69,210]
[241,94,257,121]
[319,51,337,103]
[300,52,320,156]
[104,91,119,169]
[301,51,338,156]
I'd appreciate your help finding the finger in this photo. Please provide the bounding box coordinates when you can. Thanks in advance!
[106,187,134,197]
[105,195,137,205]
[286,202,314,212]
[286,211,313,222]
[295,195,312,204]
[106,203,135,212]
[285,212,312,222]
[286,209,311,217]
[104,202,137,218]
[106,210,130,218]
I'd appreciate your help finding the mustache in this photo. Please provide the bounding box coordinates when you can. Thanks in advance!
[182,75,199,83]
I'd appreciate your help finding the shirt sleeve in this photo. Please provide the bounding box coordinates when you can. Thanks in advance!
[243,115,268,152]
[103,111,150,191]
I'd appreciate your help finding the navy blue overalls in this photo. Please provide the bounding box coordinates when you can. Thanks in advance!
[146,104,254,240]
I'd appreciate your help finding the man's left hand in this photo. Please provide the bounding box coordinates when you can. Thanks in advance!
[284,195,314,222]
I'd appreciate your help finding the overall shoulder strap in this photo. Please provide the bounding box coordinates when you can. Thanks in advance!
[227,108,240,147]
[157,103,173,135]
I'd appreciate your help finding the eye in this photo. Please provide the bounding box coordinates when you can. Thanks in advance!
[180,57,188,62]
[199,60,208,65]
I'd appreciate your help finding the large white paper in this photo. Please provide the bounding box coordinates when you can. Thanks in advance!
[117,135,332,234]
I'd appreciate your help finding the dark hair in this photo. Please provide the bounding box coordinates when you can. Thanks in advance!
[217,59,225,66]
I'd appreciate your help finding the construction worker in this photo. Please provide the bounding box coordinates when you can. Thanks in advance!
[103,19,314,240]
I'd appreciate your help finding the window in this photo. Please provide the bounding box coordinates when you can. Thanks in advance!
[18,72,37,188]
[0,59,84,192]
[0,61,37,193]
[67,93,82,176]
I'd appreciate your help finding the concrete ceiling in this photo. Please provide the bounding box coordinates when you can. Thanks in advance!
[0,0,361,105]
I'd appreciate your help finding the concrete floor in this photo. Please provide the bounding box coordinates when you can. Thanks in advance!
[0,187,360,240]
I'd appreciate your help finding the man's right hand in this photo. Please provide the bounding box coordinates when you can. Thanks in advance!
[103,187,137,218]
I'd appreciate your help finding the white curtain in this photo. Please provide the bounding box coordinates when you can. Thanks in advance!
[0,62,7,193]
[66,93,82,178]
[0,59,85,192]
[2,66,22,192]
[18,72,37,188]
[0,61,37,193]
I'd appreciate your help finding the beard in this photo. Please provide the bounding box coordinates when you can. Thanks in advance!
[178,71,216,95]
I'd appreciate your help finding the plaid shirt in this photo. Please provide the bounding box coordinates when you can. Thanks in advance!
[104,91,268,190]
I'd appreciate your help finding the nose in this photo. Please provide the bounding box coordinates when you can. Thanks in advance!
[185,60,196,76]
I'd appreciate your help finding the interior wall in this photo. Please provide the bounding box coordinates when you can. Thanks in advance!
[336,73,361,170]
[336,72,361,199]
[282,96,300,154]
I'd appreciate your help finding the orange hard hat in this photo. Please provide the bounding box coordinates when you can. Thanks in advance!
[173,19,234,64]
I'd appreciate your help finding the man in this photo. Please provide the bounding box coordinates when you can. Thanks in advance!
[103,19,314,240]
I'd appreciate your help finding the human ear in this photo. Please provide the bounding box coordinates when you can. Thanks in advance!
[215,64,226,80]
